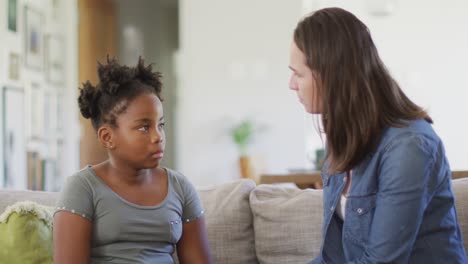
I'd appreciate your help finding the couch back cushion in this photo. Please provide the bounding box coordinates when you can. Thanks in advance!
[452,178,468,253]
[0,190,58,214]
[250,184,323,264]
[198,179,258,264]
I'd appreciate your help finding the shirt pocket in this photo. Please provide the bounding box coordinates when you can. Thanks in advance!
[344,194,377,246]
[169,217,183,244]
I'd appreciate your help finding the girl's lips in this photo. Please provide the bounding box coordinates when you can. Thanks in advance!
[151,151,164,159]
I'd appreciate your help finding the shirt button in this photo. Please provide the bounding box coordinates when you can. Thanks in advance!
[343,177,347,182]
[330,206,334,211]
[357,208,363,214]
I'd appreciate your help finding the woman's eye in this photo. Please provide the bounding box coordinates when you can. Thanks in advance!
[158,122,165,129]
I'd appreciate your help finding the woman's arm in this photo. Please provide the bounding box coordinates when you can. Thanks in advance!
[176,217,213,264]
[53,211,92,264]
[347,135,439,264]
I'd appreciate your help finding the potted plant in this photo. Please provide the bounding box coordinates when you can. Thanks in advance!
[230,119,258,179]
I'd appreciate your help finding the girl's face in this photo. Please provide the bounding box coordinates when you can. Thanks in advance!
[110,92,165,169]
[289,41,322,114]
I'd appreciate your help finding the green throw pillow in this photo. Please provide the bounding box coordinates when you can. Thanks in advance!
[0,201,54,264]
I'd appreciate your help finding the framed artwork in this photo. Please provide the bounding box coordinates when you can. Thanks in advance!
[45,34,65,85]
[56,92,64,137]
[8,0,18,32]
[2,86,27,189]
[53,140,65,191]
[28,82,44,140]
[43,91,57,137]
[43,159,60,191]
[51,0,60,21]
[27,151,43,190]
[43,91,59,160]
[24,5,44,70]
[8,52,20,81]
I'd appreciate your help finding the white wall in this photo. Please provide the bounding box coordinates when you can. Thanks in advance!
[304,0,468,170]
[178,0,307,186]
[178,0,468,186]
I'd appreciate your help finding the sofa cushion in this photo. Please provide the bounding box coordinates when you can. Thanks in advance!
[452,178,468,253]
[250,184,323,264]
[198,179,258,264]
[0,190,58,214]
[0,201,54,264]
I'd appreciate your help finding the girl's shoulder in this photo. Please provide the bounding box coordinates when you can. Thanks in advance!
[164,168,197,196]
[165,168,188,183]
[63,166,101,193]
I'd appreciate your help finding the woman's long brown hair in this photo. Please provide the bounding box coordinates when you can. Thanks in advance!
[294,7,432,174]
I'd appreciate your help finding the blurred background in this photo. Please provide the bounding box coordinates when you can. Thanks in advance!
[0,0,467,190]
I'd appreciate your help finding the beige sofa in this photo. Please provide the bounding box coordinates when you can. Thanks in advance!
[1,178,468,263]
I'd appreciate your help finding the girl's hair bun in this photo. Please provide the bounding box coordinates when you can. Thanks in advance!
[135,57,163,97]
[97,56,134,95]
[78,81,100,119]
[78,56,163,129]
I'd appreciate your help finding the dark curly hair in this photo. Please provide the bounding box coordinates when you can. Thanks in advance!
[78,56,163,130]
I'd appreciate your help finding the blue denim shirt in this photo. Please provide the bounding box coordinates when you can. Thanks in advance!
[311,119,467,263]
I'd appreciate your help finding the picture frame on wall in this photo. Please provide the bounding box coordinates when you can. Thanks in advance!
[28,82,44,141]
[51,0,60,22]
[24,5,44,70]
[45,34,65,85]
[43,90,57,137]
[8,52,20,81]
[42,158,57,191]
[43,90,59,160]
[56,92,64,137]
[2,86,27,189]
[27,151,43,190]
[8,0,18,32]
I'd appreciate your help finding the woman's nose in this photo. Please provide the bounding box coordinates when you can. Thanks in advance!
[289,76,298,91]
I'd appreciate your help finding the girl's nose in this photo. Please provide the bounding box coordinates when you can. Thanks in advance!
[151,129,163,143]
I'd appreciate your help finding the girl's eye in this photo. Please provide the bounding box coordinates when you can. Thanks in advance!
[138,125,150,132]
[158,122,165,129]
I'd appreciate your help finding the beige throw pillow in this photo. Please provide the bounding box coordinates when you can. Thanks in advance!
[198,179,258,264]
[250,184,323,264]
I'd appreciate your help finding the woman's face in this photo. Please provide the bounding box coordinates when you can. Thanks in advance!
[289,41,322,114]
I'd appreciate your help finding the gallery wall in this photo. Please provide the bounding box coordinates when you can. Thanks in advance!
[0,0,80,191]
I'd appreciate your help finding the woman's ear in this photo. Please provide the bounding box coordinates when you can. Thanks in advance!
[97,125,115,150]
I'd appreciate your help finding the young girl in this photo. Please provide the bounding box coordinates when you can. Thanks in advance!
[53,57,212,263]
[288,8,467,263]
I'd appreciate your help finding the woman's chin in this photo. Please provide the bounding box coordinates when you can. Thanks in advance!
[305,107,319,114]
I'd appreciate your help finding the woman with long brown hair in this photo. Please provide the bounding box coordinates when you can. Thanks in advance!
[289,7,467,263]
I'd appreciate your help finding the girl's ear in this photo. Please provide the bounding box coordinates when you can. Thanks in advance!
[97,125,115,150]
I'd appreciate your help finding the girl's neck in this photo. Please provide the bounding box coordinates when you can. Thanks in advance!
[99,160,157,186]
